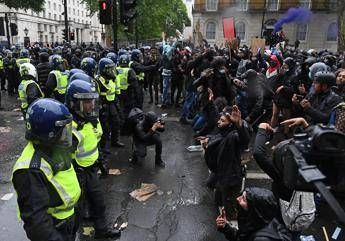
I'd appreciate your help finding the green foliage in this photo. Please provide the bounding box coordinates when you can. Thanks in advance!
[136,0,190,39]
[82,0,190,41]
[0,0,46,11]
[80,0,99,15]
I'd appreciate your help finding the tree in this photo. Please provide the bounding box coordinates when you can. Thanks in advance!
[81,0,190,42]
[135,0,190,40]
[0,0,45,11]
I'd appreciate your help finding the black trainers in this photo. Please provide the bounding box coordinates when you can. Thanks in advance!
[94,228,121,239]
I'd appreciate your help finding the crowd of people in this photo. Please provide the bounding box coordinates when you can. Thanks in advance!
[1,34,345,241]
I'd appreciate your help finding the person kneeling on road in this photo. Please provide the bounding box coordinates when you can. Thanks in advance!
[131,111,166,167]
[216,187,292,241]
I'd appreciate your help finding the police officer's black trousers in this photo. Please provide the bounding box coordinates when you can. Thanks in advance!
[132,133,162,162]
[100,102,121,148]
[6,72,17,95]
[147,74,159,103]
[0,70,5,90]
[76,166,107,231]
[137,82,144,110]
[53,214,78,241]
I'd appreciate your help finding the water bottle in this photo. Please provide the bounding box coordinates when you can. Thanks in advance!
[186,145,203,152]
[300,235,316,241]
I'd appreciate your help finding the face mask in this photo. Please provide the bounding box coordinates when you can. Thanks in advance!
[219,69,226,74]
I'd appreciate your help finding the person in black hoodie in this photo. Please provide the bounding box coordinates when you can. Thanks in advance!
[201,105,250,220]
[36,52,52,93]
[216,187,292,241]
[271,57,297,135]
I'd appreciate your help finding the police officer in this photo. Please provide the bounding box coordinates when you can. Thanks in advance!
[96,58,124,152]
[81,57,98,78]
[65,80,121,239]
[18,63,44,118]
[45,55,69,103]
[12,98,81,241]
[116,54,141,135]
[129,49,156,109]
[16,49,31,67]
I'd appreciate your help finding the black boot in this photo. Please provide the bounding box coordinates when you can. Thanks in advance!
[94,228,121,239]
[155,157,165,168]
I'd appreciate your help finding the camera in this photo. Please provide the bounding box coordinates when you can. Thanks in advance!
[274,125,345,194]
[157,118,165,126]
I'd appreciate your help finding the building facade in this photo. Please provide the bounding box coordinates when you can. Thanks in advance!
[193,0,338,52]
[183,0,194,39]
[0,0,104,46]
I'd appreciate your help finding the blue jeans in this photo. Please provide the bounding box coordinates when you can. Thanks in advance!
[192,113,205,131]
[162,74,172,105]
[181,91,197,119]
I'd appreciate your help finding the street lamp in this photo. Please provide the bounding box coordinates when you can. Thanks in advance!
[24,27,29,36]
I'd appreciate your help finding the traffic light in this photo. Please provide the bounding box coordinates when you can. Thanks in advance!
[99,0,112,25]
[120,0,137,25]
[70,31,75,41]
[10,23,18,36]
[62,28,68,41]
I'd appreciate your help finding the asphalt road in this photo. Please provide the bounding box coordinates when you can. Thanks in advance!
[0,91,343,241]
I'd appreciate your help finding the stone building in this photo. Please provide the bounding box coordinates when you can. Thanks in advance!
[192,0,338,52]
[0,0,104,46]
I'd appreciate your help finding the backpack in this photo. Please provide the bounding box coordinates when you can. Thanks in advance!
[329,102,345,133]
[279,191,316,232]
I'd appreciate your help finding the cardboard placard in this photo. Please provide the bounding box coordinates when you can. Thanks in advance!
[250,38,266,55]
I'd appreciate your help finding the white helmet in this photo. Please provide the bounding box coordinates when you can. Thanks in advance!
[20,63,37,80]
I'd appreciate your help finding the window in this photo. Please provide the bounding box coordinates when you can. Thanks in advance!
[237,0,248,11]
[299,0,311,8]
[44,24,47,31]
[59,15,62,21]
[55,26,58,32]
[206,22,216,39]
[206,0,218,11]
[329,0,338,9]
[73,9,75,15]
[54,14,57,20]
[327,22,338,41]
[59,5,61,12]
[53,3,56,10]
[235,21,246,41]
[296,23,308,41]
[49,13,51,19]
[48,1,51,9]
[267,0,279,11]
